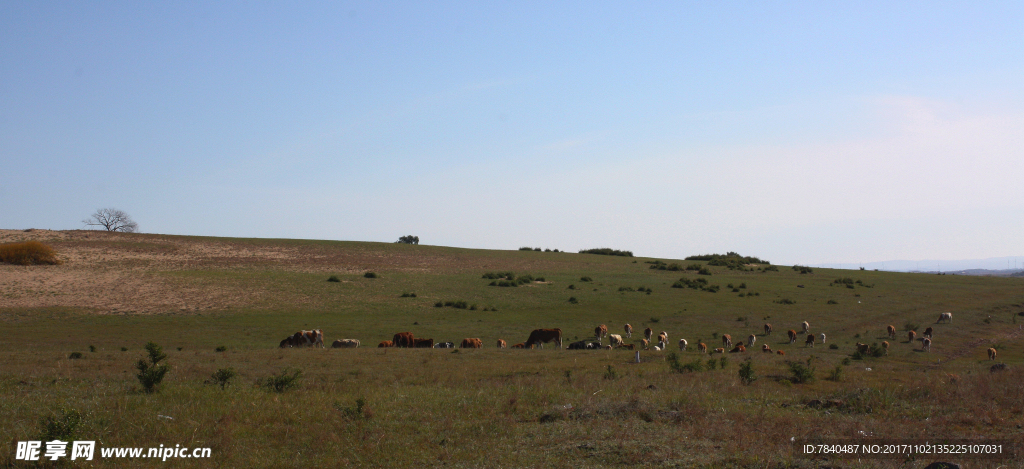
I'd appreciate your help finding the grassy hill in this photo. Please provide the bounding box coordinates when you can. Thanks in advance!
[2,230,1022,467]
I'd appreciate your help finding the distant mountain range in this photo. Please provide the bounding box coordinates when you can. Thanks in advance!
[809,256,1024,276]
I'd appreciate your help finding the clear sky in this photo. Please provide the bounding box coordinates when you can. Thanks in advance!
[2,1,1022,265]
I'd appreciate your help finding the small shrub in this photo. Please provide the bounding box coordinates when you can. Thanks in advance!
[261,369,302,393]
[706,358,718,370]
[698,267,712,275]
[210,368,237,389]
[763,265,779,272]
[579,248,633,257]
[738,359,757,385]
[842,357,852,366]
[434,301,443,307]
[364,272,378,279]
[739,283,747,289]
[39,406,83,441]
[215,346,227,352]
[120,347,128,352]
[88,345,96,353]
[68,352,83,359]
[649,317,660,323]
[775,298,796,305]
[0,241,62,265]
[519,247,534,251]
[580,276,593,282]
[335,397,368,420]
[567,284,576,290]
[786,360,815,384]
[667,352,703,373]
[903,322,918,332]
[568,297,579,304]
[327,275,341,282]
[829,344,839,350]
[603,365,618,380]
[792,265,814,274]
[135,342,170,393]
[719,357,728,369]
[827,299,838,305]
[400,292,417,298]
[827,365,844,382]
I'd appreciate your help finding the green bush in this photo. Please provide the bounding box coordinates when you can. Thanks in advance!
[0,241,62,265]
[827,299,838,305]
[327,275,341,282]
[667,352,703,373]
[215,346,227,352]
[136,342,170,393]
[120,347,128,352]
[39,406,83,441]
[775,298,796,305]
[68,352,83,359]
[400,292,417,297]
[210,368,237,389]
[568,297,579,304]
[580,276,593,282]
[786,360,815,384]
[706,358,718,370]
[88,345,96,353]
[738,359,757,385]
[261,369,302,393]
[792,265,814,274]
[603,365,618,380]
[364,272,378,279]
[579,248,633,257]
[829,344,839,350]
[335,397,368,420]
[827,365,843,382]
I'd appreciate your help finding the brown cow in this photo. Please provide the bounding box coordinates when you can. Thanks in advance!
[805,334,815,347]
[595,324,608,343]
[280,329,324,348]
[713,347,726,354]
[644,327,653,342]
[496,339,507,349]
[640,338,650,350]
[657,331,668,348]
[788,330,798,344]
[511,343,526,349]
[621,343,635,350]
[722,334,732,348]
[922,337,931,352]
[414,338,434,348]
[764,323,772,335]
[729,344,746,353]
[525,328,562,349]
[460,338,483,348]
[697,342,707,354]
[761,344,772,353]
[856,342,869,354]
[923,327,933,339]
[393,332,415,348]
[378,340,394,348]
[908,330,916,343]
[776,350,785,356]
[624,324,633,338]
[882,341,889,355]
[887,325,896,339]
[987,348,997,360]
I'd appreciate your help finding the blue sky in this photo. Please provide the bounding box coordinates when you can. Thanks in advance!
[2,1,1021,265]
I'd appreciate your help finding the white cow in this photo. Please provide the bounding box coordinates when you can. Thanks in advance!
[609,334,624,348]
[938,312,953,323]
[331,339,360,348]
[746,334,756,348]
[801,321,810,333]
[678,338,688,351]
[819,333,826,344]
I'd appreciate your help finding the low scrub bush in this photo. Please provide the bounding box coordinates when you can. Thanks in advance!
[327,275,341,282]
[672,277,719,292]
[792,265,814,274]
[579,276,593,282]
[209,368,237,389]
[441,300,469,309]
[0,241,62,265]
[579,248,633,257]
[903,322,918,332]
[667,352,703,373]
[568,297,579,304]
[364,272,378,278]
[136,342,170,393]
[685,252,769,266]
[826,365,844,382]
[215,346,227,352]
[827,299,838,305]
[738,359,757,385]
[775,298,796,305]
[261,369,302,393]
[786,360,815,384]
[400,292,417,297]
[68,352,83,359]
[335,397,369,420]
[762,265,779,272]
[39,406,83,441]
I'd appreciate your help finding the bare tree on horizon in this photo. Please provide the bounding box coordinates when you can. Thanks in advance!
[83,208,139,233]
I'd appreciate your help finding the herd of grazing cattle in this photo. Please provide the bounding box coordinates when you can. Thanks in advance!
[277,312,997,359]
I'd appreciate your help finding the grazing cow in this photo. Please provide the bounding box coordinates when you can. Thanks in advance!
[882,341,889,355]
[378,340,394,348]
[764,323,773,336]
[605,345,613,350]
[280,329,324,348]
[595,324,608,343]
[525,328,563,349]
[713,348,725,354]
[805,334,815,347]
[908,330,917,343]
[697,342,707,354]
[567,340,588,350]
[922,337,931,352]
[657,332,668,350]
[678,338,688,351]
[644,328,653,342]
[585,342,602,350]
[747,334,757,348]
[762,344,772,353]
[460,338,483,349]
[937,312,952,323]
[729,344,746,353]
[624,324,633,338]
[887,325,896,339]
[651,344,662,351]
[856,343,869,354]
[414,338,434,348]
[788,330,798,344]
[776,350,785,356]
[609,334,624,348]
[801,321,810,334]
[434,342,455,349]
[988,348,997,360]
[392,332,415,348]
[722,334,733,349]
[496,339,507,349]
[511,343,526,349]
[923,327,933,339]
[819,333,826,344]
[640,339,650,350]
[621,343,635,350]
[332,339,360,348]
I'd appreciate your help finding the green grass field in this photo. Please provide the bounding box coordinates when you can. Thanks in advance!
[1,231,1022,467]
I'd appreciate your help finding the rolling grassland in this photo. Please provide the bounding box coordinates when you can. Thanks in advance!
[1,230,1022,467]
